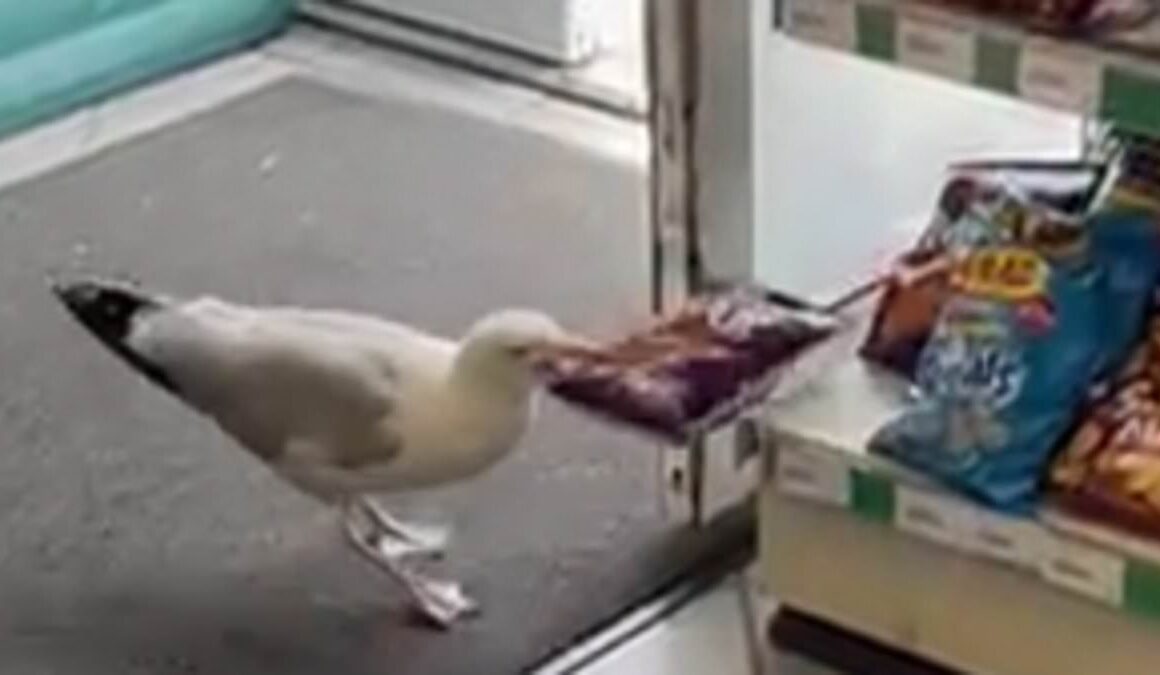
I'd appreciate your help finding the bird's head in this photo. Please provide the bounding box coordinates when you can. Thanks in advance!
[455,309,594,391]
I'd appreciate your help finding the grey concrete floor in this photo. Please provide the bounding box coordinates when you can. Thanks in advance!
[0,70,729,674]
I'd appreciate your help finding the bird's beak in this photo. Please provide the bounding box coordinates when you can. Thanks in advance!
[528,335,604,365]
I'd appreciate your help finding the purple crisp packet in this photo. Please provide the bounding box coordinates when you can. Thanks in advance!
[540,287,842,444]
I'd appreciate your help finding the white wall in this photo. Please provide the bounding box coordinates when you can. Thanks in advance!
[697,0,1082,301]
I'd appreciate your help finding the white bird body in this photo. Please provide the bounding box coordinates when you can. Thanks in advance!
[131,298,535,499]
[54,278,582,627]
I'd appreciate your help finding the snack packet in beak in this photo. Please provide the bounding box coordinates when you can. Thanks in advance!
[539,285,845,445]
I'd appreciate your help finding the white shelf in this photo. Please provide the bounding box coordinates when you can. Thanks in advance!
[780,0,1160,138]
[762,358,1160,622]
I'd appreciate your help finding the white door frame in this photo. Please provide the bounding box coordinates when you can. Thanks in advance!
[647,0,763,525]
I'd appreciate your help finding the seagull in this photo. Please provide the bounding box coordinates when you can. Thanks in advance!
[52,277,592,628]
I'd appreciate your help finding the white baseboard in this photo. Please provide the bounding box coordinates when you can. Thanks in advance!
[345,0,604,64]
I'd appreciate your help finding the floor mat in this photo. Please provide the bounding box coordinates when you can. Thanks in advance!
[0,76,743,674]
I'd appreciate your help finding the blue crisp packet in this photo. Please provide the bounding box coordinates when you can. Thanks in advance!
[870,205,1160,512]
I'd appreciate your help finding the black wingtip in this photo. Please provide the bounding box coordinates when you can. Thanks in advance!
[52,277,160,344]
[52,276,180,395]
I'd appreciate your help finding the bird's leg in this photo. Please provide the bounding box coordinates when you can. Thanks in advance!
[342,503,479,628]
[356,496,449,559]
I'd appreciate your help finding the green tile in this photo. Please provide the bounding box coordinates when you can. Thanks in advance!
[856,4,896,62]
[851,470,895,523]
[975,35,1018,95]
[1101,67,1160,138]
[1124,559,1160,621]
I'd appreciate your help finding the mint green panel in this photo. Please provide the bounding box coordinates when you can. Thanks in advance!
[0,1,155,60]
[0,0,293,139]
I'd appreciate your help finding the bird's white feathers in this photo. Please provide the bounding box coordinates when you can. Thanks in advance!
[124,297,558,500]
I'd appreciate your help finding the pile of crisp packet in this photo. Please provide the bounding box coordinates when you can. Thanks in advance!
[861,130,1160,531]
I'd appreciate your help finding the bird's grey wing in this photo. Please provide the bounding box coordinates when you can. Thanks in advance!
[134,299,406,468]
[249,306,456,379]
[259,307,425,344]
[275,429,406,501]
